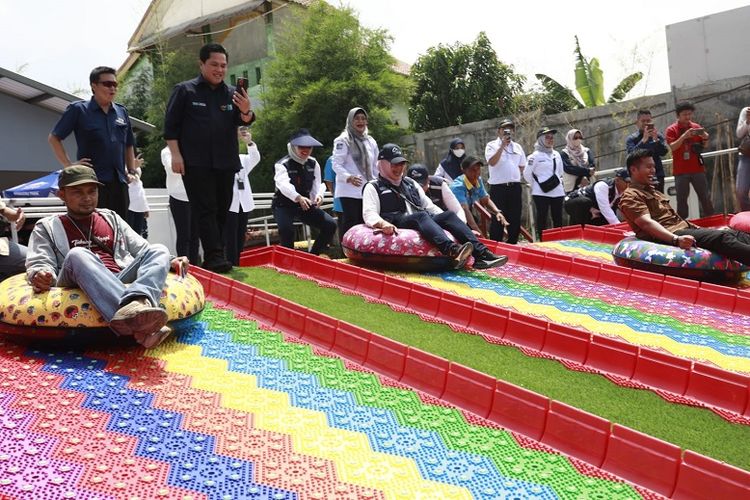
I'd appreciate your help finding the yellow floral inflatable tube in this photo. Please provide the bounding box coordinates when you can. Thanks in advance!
[0,273,204,328]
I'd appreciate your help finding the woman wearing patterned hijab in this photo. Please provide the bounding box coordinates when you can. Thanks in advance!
[561,128,596,193]
[332,107,379,238]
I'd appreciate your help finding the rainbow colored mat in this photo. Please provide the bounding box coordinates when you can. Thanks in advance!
[393,264,750,375]
[0,303,651,499]
[527,240,615,264]
[529,239,750,288]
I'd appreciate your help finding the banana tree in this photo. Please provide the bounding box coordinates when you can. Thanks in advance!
[536,36,642,109]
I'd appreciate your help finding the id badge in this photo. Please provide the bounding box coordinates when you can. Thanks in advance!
[682,150,690,161]
[237,179,245,190]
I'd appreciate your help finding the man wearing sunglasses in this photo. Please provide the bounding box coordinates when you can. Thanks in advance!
[49,66,136,220]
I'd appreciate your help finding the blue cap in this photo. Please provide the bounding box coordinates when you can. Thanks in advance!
[289,128,322,147]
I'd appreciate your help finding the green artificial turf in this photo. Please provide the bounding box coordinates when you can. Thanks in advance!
[230,266,750,472]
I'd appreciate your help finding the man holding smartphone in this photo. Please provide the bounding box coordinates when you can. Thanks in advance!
[484,119,526,244]
[164,43,255,273]
[625,109,669,193]
[665,101,713,219]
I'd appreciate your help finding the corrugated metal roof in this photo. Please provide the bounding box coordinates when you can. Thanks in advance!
[0,67,155,133]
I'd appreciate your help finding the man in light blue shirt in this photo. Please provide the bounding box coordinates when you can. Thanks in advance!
[451,156,508,236]
[323,155,344,238]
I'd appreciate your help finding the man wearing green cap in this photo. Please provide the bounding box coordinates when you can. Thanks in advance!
[25,165,188,348]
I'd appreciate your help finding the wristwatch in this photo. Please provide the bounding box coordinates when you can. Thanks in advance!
[671,235,679,245]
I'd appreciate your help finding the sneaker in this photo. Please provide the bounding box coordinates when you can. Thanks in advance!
[136,325,173,349]
[110,298,168,338]
[473,254,509,270]
[448,242,474,269]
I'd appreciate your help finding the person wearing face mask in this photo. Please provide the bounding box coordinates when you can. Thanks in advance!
[525,128,565,240]
[272,129,337,255]
[332,107,379,238]
[485,120,526,243]
[362,144,507,270]
[434,138,466,182]
[561,129,596,193]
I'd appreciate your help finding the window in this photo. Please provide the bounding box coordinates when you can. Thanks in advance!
[230,74,236,85]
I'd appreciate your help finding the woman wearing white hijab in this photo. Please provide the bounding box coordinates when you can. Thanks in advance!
[524,128,565,240]
[561,129,596,193]
[332,107,379,237]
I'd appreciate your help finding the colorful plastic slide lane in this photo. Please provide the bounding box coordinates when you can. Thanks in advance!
[0,302,659,500]
[241,245,750,423]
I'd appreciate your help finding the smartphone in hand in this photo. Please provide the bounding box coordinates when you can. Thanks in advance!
[236,78,248,92]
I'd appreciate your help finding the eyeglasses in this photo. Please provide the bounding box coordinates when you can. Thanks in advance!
[97,81,118,88]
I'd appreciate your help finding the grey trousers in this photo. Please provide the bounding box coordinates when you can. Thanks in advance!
[675,172,713,219]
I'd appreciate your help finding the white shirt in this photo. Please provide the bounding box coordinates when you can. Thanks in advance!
[524,150,565,198]
[421,181,466,222]
[230,143,261,213]
[332,132,378,199]
[127,168,149,213]
[592,181,622,225]
[274,156,326,203]
[433,164,456,183]
[161,147,189,202]
[485,138,526,184]
[362,178,441,227]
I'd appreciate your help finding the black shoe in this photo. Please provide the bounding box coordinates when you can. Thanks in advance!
[448,242,473,269]
[480,249,506,261]
[473,254,508,270]
[202,256,233,273]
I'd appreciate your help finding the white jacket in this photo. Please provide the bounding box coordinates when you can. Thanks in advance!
[524,150,565,198]
[229,143,261,213]
[161,147,188,202]
[332,132,378,199]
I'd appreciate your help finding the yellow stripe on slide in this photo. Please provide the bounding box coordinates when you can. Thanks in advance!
[145,342,472,499]
[398,274,750,374]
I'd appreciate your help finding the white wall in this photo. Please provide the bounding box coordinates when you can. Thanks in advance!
[666,5,750,89]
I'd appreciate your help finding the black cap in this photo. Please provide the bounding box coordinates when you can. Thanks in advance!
[58,165,104,188]
[378,143,407,164]
[615,168,631,182]
[289,128,322,147]
[498,119,514,129]
[537,127,558,137]
[406,164,429,182]
[461,156,483,169]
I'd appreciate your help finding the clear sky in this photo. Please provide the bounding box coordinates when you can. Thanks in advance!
[1,0,748,99]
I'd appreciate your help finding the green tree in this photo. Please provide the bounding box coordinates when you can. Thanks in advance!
[252,1,409,192]
[535,36,642,111]
[408,32,525,132]
[119,48,197,188]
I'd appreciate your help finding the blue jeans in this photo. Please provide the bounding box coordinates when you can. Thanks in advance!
[55,245,170,322]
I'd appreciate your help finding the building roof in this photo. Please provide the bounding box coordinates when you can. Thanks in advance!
[0,67,155,133]
[120,0,309,75]
[391,59,411,76]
